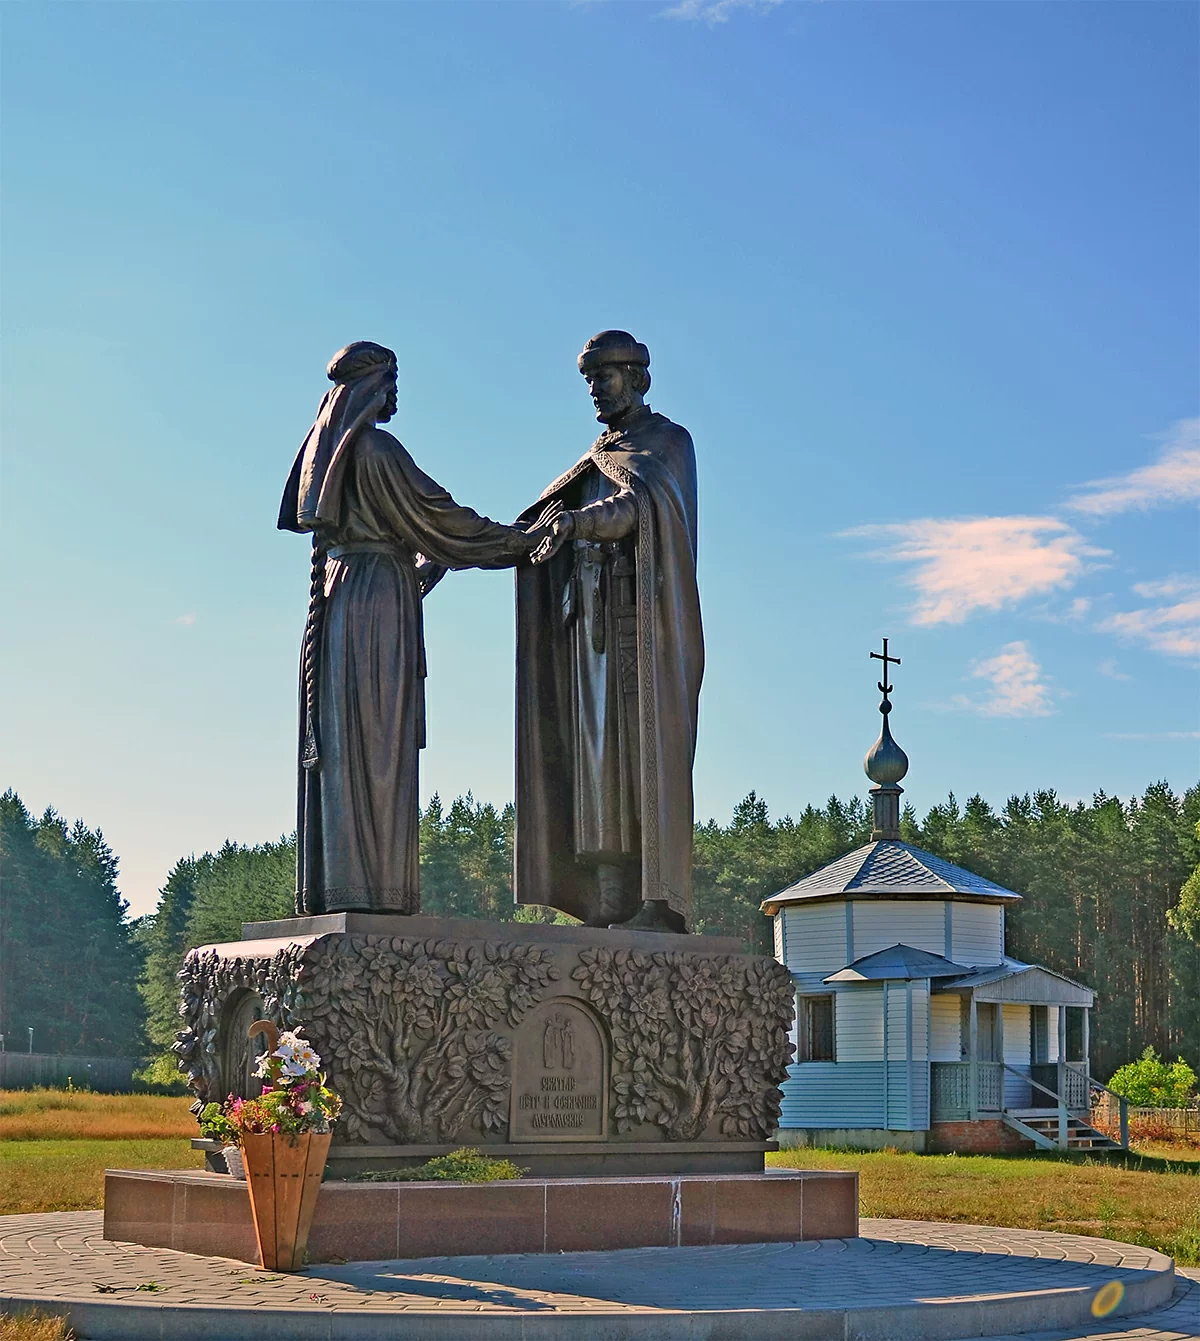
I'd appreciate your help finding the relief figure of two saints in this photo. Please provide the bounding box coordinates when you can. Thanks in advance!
[278,331,703,934]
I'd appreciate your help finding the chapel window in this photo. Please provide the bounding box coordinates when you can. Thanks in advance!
[797,994,835,1063]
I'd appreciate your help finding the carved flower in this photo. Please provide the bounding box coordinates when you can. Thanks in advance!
[317,952,365,1001]
[445,960,508,1029]
[392,956,442,1017]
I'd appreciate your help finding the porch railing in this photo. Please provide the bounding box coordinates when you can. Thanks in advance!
[931,1060,972,1119]
[931,1061,1001,1117]
[930,1060,1128,1149]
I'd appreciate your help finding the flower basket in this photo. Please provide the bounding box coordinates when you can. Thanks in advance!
[205,1018,343,1271]
[242,1129,332,1270]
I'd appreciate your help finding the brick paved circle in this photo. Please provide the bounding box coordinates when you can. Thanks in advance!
[0,1211,1191,1341]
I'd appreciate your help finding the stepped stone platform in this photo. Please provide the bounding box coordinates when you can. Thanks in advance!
[103,1167,858,1261]
[2,1211,1186,1341]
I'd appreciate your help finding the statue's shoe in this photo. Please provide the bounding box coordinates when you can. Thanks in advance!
[609,900,686,934]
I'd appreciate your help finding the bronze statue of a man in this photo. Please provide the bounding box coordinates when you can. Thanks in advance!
[279,341,533,916]
[514,331,704,932]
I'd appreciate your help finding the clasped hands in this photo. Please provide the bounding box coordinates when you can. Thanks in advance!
[521,499,576,565]
[414,499,572,597]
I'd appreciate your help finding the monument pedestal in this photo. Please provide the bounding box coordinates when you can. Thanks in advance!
[175,913,796,1177]
[104,1168,858,1262]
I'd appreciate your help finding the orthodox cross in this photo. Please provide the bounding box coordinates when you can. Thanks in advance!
[870,637,901,707]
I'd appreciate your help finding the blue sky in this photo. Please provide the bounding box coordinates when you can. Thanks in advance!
[3,0,1196,917]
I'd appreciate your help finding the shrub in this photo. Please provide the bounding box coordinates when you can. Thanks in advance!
[134,1055,189,1095]
[196,1102,238,1145]
[354,1147,527,1183]
[1108,1048,1198,1108]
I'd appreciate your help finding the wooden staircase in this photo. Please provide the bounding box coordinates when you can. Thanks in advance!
[1002,1108,1124,1152]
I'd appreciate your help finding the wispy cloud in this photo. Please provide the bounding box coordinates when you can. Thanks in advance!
[1132,574,1197,601]
[662,0,782,21]
[1097,657,1131,682]
[175,613,197,626]
[1097,574,1200,659]
[953,641,1055,717]
[1102,730,1200,741]
[1065,418,1200,516]
[843,516,1106,626]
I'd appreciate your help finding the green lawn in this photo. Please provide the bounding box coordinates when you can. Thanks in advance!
[1,1091,1196,1268]
[769,1147,1200,1265]
[0,1139,203,1216]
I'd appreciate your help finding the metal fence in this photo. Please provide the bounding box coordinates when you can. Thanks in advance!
[0,1053,137,1092]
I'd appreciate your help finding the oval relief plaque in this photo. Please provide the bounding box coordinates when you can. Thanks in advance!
[511,998,607,1141]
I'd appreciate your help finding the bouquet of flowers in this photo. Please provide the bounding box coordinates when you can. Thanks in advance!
[203,1029,342,1144]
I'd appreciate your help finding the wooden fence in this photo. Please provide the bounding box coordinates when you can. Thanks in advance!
[1092,1092,1199,1138]
[0,1053,136,1092]
[1128,1105,1200,1133]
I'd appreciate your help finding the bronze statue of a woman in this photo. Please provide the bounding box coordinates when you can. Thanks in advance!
[278,341,533,916]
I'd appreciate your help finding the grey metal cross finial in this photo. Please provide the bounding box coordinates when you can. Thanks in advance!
[870,638,901,707]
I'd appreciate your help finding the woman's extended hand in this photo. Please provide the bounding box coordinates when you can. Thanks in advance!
[531,512,575,565]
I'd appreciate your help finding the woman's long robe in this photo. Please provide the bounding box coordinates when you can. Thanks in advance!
[295,426,527,915]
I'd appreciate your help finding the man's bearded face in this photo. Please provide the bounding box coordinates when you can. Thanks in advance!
[585,364,644,424]
[379,379,398,423]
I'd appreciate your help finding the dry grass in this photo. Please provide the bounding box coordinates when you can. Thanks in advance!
[0,1090,196,1142]
[770,1146,1200,1264]
[0,1312,72,1341]
[0,1139,204,1215]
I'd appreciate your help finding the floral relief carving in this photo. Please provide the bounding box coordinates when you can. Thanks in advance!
[178,931,791,1150]
[571,947,795,1141]
[175,944,306,1105]
[295,936,559,1145]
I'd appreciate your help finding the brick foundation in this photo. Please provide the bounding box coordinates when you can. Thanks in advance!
[927,1120,1032,1154]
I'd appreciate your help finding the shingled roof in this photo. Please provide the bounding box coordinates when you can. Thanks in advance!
[761,839,1022,913]
[824,943,972,983]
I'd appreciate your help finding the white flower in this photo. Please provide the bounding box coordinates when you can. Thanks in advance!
[252,1055,272,1078]
[272,1031,320,1073]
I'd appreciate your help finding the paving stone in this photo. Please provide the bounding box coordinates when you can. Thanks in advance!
[0,1212,1189,1340]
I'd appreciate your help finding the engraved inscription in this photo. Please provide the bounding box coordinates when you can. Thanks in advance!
[511,998,606,1140]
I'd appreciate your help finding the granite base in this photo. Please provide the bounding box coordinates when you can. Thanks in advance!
[177,912,796,1178]
[104,1167,858,1263]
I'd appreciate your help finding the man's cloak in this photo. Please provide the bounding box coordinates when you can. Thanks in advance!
[514,407,703,924]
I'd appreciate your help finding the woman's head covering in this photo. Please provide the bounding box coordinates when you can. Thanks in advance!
[278,341,398,533]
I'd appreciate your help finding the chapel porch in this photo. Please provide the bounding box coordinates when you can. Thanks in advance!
[929,963,1128,1151]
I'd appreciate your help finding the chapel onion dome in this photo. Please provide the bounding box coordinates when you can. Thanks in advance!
[864,709,909,787]
[863,638,907,841]
[761,638,1025,915]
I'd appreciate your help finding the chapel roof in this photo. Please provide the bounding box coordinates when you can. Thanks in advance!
[761,839,1023,913]
[824,943,971,983]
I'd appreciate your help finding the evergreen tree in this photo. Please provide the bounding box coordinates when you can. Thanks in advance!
[0,790,145,1055]
[131,781,1197,1084]
[183,837,296,948]
[1167,819,1200,943]
[137,854,214,1054]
